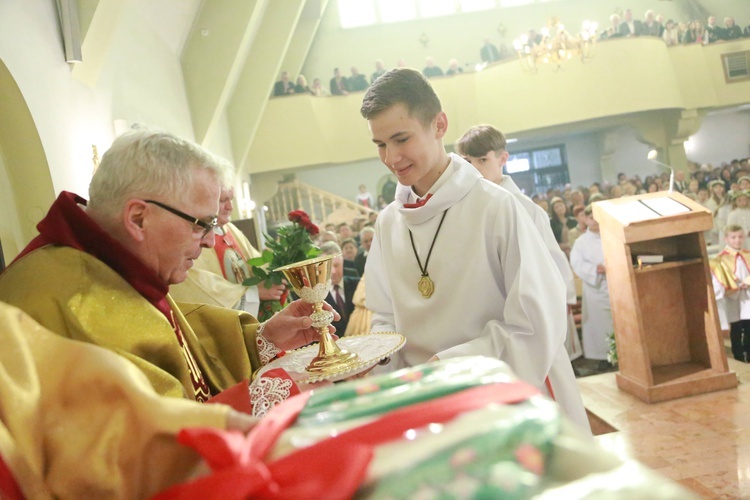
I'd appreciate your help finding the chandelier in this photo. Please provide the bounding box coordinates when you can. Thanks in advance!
[512,19,598,72]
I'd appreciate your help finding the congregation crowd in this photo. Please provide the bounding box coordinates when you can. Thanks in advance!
[272,7,750,100]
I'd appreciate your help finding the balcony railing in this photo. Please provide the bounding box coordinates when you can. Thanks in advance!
[265,179,378,228]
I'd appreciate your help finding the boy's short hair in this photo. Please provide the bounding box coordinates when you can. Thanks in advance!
[360,68,442,127]
[455,125,507,158]
[726,224,744,234]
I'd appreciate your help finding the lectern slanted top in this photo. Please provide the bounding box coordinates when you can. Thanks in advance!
[593,191,737,403]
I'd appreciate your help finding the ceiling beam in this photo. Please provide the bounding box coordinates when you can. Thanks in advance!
[226,0,307,174]
[181,0,267,146]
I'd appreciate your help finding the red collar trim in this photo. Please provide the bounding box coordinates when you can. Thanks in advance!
[11,191,169,308]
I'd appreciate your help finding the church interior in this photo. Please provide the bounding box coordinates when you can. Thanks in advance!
[2,0,750,497]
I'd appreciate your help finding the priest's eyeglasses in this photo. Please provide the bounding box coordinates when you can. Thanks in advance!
[144,199,218,239]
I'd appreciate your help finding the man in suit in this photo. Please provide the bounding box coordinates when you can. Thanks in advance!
[273,71,295,96]
[480,38,501,64]
[354,226,375,276]
[618,9,642,37]
[321,241,360,336]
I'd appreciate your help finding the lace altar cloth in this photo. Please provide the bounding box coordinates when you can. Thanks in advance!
[256,332,405,383]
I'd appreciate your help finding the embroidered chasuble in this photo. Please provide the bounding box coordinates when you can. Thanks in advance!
[0,192,262,401]
[170,222,263,316]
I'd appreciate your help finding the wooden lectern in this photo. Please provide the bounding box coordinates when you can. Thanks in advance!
[593,191,737,403]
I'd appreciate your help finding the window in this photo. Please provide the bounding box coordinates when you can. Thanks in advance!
[338,0,376,28]
[459,0,495,13]
[721,52,750,83]
[505,145,570,194]
[418,0,455,18]
[506,153,531,173]
[338,0,551,28]
[378,0,416,23]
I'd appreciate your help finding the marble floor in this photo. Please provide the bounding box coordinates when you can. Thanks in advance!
[578,356,750,499]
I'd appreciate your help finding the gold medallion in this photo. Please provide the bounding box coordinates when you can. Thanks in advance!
[418,275,434,298]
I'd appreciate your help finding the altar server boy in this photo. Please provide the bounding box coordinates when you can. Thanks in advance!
[711,224,750,362]
[360,69,589,433]
[569,204,614,368]
[455,124,583,362]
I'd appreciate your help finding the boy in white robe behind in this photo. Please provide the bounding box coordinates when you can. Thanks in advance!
[455,124,583,364]
[570,205,614,368]
[360,69,590,434]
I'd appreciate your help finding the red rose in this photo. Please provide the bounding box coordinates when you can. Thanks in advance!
[307,223,320,236]
[288,210,306,223]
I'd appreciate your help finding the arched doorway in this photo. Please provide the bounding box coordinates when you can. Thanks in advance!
[0,58,54,263]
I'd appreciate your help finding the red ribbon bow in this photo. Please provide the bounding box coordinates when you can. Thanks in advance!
[153,381,539,499]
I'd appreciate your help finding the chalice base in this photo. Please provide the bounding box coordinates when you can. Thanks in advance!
[306,348,360,374]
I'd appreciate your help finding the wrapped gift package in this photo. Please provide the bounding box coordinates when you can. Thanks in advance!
[159,357,697,499]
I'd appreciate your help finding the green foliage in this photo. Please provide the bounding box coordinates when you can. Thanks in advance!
[242,214,321,290]
[607,331,618,366]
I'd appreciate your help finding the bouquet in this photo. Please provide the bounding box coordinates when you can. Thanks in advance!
[244,210,321,321]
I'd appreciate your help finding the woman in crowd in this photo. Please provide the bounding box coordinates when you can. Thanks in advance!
[549,196,578,256]
[727,190,750,250]
[294,74,311,95]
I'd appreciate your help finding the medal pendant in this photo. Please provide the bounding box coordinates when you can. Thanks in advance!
[417,275,435,298]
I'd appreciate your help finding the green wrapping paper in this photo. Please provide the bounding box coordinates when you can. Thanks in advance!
[269,356,697,499]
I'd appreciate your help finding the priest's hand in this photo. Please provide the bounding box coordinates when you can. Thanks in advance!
[262,299,340,351]
[258,281,287,301]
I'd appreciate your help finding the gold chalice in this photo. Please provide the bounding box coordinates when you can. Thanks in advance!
[275,254,360,375]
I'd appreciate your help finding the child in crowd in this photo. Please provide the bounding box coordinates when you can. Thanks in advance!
[356,184,375,208]
[726,190,750,249]
[570,205,614,370]
[455,124,582,362]
[711,225,750,361]
[360,70,589,432]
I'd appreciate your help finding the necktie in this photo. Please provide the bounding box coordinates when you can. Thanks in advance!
[334,285,347,321]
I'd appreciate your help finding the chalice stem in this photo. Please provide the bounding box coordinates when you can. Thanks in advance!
[314,302,342,357]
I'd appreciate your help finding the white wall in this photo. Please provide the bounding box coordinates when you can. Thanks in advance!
[687,109,750,165]
[0,0,216,198]
[0,0,111,196]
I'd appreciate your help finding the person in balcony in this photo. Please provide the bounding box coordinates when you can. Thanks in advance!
[640,9,661,37]
[662,19,680,46]
[479,38,501,63]
[347,66,369,92]
[273,71,295,96]
[618,9,642,37]
[446,58,464,76]
[371,59,387,83]
[293,74,311,95]
[330,67,349,96]
[705,15,723,43]
[723,17,743,40]
[310,77,328,97]
[422,57,444,78]
[600,13,622,40]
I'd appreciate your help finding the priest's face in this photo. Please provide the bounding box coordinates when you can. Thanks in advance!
[218,188,234,226]
[369,103,449,197]
[141,168,220,285]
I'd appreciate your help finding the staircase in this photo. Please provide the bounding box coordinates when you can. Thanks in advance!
[265,179,378,228]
